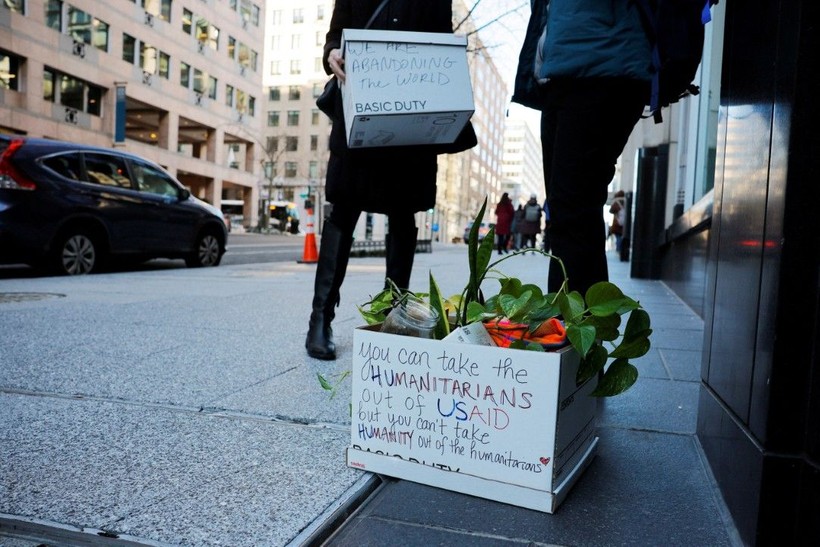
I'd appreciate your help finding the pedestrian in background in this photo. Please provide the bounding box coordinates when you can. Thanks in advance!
[519,194,542,249]
[608,189,626,253]
[511,204,524,251]
[512,0,651,295]
[494,192,515,255]
[306,0,454,361]
[542,197,552,253]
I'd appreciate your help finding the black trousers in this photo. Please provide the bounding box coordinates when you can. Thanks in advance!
[540,78,648,295]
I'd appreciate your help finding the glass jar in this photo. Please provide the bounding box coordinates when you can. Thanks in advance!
[380,298,439,339]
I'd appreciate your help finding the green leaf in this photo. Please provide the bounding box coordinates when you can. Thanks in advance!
[610,331,652,359]
[581,314,621,341]
[623,309,651,339]
[476,225,495,281]
[498,277,523,297]
[524,342,545,352]
[357,306,387,325]
[499,291,532,319]
[429,272,450,339]
[317,373,333,391]
[559,291,586,323]
[576,344,608,385]
[591,359,639,397]
[509,339,527,350]
[466,300,495,323]
[566,323,596,357]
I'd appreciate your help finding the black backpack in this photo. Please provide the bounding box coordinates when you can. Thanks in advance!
[634,0,719,123]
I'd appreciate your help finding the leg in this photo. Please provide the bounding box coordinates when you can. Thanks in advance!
[305,204,360,360]
[542,79,647,295]
[385,211,417,291]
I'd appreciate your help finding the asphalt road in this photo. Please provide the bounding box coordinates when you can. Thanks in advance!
[0,232,304,279]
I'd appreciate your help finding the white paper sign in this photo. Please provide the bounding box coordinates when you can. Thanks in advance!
[341,29,474,148]
[350,327,568,490]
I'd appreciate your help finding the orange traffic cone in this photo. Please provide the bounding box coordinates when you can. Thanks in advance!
[298,206,319,264]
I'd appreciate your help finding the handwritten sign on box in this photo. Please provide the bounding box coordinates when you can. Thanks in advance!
[347,326,599,513]
[340,29,474,148]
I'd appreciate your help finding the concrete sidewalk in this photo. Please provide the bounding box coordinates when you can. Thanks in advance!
[0,243,741,546]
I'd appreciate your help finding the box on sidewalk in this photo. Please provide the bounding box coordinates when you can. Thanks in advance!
[340,29,475,149]
[347,325,599,513]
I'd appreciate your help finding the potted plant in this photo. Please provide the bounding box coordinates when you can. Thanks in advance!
[320,197,653,513]
[322,197,652,398]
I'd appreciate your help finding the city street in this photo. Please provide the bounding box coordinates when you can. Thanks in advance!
[0,244,739,546]
[0,233,305,280]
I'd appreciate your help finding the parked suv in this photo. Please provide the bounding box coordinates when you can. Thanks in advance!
[0,136,227,275]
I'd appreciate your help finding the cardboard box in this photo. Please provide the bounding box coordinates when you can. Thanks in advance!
[347,326,598,513]
[340,29,474,148]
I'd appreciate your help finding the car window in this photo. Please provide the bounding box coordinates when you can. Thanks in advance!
[41,153,83,181]
[130,160,180,198]
[84,153,133,188]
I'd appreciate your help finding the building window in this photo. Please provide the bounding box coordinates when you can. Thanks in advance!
[68,8,109,52]
[268,87,280,101]
[287,111,299,126]
[309,161,318,179]
[271,10,281,25]
[288,86,300,100]
[289,59,300,75]
[143,0,171,22]
[225,84,234,107]
[266,137,278,153]
[193,68,205,94]
[315,31,323,46]
[284,161,298,178]
[43,69,54,101]
[314,57,323,73]
[180,61,190,88]
[140,43,158,73]
[208,76,217,100]
[45,0,63,31]
[182,8,192,34]
[270,35,279,51]
[312,83,322,98]
[311,109,320,125]
[291,34,301,49]
[269,61,280,75]
[4,0,24,14]
[122,34,136,64]
[227,36,236,59]
[44,68,103,116]
[159,51,170,79]
[239,0,258,26]
[248,96,255,116]
[196,18,218,50]
[0,50,21,91]
[293,8,304,24]
[285,137,298,152]
[267,111,280,127]
[317,5,325,21]
[238,43,257,71]
[310,135,318,151]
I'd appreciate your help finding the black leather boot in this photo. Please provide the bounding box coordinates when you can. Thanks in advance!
[306,221,352,360]
[385,227,418,291]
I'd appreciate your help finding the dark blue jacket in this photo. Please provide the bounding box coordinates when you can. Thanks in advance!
[512,0,651,111]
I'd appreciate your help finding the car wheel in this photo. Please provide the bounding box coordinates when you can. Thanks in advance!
[186,231,222,268]
[52,231,98,275]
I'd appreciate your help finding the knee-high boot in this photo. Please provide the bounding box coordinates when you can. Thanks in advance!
[385,227,418,291]
[306,221,353,360]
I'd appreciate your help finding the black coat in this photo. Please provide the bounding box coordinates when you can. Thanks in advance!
[323,0,454,215]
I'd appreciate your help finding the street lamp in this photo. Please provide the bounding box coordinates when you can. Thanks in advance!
[263,161,274,230]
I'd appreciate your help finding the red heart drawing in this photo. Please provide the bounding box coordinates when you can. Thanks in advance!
[539,457,550,465]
